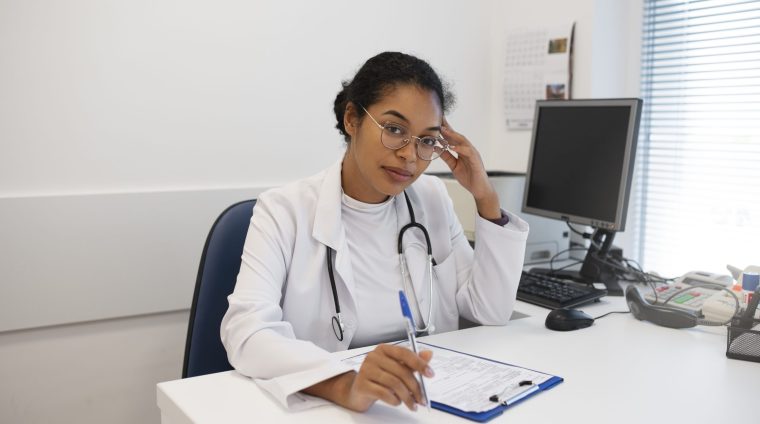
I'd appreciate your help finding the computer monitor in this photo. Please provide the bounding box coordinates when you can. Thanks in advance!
[522,98,643,296]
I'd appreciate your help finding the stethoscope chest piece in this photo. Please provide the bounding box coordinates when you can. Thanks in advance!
[331,314,344,341]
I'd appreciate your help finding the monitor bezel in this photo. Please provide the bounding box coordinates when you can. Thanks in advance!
[521,98,642,232]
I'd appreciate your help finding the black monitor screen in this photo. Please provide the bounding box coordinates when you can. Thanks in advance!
[523,99,641,230]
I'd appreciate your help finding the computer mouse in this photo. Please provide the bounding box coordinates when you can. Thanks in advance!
[545,308,595,331]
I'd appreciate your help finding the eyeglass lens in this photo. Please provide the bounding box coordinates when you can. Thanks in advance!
[381,124,446,161]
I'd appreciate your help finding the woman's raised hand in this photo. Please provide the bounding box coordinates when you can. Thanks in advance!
[439,119,501,220]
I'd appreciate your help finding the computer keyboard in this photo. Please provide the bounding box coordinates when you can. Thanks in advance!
[517,271,607,309]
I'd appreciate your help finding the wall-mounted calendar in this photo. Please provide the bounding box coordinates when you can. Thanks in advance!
[504,23,575,130]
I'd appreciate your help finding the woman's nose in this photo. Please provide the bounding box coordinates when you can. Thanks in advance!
[396,139,418,162]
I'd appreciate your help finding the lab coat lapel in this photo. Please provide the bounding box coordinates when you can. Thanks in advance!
[312,159,358,312]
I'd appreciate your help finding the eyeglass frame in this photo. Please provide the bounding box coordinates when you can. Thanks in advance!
[359,105,449,161]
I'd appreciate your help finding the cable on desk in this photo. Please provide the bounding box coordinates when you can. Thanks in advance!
[547,237,674,299]
[548,246,586,272]
[556,222,676,288]
[591,253,675,299]
[616,258,678,303]
[547,224,691,304]
[564,221,602,250]
[593,310,630,320]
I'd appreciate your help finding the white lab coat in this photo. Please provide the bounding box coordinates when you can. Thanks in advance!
[221,158,529,409]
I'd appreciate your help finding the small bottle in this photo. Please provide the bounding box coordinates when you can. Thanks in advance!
[742,272,759,306]
[731,279,746,311]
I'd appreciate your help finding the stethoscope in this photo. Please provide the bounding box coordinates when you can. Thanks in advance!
[327,191,436,341]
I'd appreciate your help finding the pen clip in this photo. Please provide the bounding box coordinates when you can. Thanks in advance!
[398,290,416,328]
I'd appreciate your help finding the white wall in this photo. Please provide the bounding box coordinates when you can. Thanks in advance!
[0,311,188,423]
[0,1,642,423]
[0,1,495,423]
[0,0,494,196]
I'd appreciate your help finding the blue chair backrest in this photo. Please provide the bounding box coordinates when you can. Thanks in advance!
[182,199,256,378]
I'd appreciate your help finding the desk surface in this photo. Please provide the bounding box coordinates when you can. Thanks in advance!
[157,296,760,424]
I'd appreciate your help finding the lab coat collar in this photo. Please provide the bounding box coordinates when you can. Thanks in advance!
[312,157,345,251]
[312,157,429,251]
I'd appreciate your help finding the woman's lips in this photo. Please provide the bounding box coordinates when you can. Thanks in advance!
[383,166,413,182]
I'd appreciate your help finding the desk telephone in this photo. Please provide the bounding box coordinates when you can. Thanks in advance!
[633,271,738,326]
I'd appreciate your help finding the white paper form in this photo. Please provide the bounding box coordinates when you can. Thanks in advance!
[342,342,553,413]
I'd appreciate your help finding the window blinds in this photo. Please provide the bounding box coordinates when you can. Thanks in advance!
[636,0,760,277]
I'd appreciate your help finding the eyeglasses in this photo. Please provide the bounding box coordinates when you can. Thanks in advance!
[360,106,448,161]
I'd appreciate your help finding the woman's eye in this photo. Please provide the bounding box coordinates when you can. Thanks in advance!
[384,124,406,136]
[420,137,438,147]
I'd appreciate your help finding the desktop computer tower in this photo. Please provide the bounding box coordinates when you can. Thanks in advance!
[431,172,570,265]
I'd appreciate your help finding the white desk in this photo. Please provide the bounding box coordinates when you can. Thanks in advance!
[157,297,760,424]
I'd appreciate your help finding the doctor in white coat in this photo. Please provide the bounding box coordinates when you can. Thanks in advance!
[221,52,528,413]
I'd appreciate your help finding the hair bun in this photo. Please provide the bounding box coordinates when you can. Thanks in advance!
[333,82,351,138]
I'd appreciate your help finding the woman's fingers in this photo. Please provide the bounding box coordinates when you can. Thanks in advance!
[442,118,475,148]
[362,380,402,407]
[441,121,478,163]
[356,344,434,410]
[371,370,418,410]
[378,344,433,377]
[439,119,493,200]
[440,143,477,175]
[450,143,475,159]
[440,149,458,170]
[377,355,424,404]
[419,350,433,362]
[372,345,427,403]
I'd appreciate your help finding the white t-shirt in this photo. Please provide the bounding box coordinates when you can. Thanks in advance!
[341,192,407,348]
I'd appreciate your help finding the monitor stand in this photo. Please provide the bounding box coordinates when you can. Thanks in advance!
[530,229,625,296]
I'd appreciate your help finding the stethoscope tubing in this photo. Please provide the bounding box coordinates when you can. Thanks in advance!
[326,247,345,341]
[327,191,435,341]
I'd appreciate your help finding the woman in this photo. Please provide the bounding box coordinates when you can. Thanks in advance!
[221,52,528,412]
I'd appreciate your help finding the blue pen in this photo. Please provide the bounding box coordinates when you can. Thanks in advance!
[398,290,431,411]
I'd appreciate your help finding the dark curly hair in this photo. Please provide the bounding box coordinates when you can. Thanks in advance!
[333,52,455,142]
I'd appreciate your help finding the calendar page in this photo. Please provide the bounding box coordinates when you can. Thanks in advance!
[504,23,574,130]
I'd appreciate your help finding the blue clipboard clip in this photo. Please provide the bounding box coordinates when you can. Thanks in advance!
[489,380,540,406]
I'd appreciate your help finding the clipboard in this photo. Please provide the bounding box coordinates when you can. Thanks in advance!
[341,342,563,422]
[420,342,563,422]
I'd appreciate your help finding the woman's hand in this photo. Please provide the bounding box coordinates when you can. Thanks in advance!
[304,344,434,412]
[346,344,434,411]
[439,119,501,220]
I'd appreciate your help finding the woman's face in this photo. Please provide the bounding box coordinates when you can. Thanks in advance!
[342,84,443,203]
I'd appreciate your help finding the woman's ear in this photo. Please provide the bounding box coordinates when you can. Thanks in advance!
[344,102,358,138]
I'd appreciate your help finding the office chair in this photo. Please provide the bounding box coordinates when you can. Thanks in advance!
[182,199,256,378]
